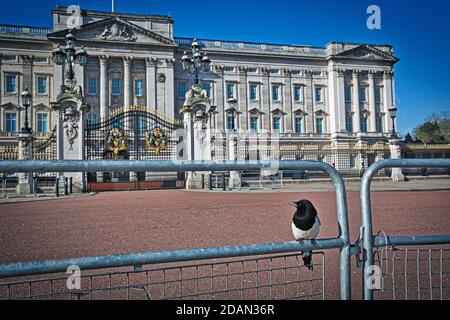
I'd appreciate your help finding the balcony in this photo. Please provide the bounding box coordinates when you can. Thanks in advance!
[0,24,52,36]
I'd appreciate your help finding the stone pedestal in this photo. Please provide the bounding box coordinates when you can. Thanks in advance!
[16,133,33,195]
[389,138,405,182]
[228,134,241,190]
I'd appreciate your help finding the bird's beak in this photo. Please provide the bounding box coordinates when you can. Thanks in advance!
[288,201,298,207]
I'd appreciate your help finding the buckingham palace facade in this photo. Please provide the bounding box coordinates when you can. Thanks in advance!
[0,6,399,148]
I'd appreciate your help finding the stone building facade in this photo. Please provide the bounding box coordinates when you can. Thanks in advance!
[0,6,399,149]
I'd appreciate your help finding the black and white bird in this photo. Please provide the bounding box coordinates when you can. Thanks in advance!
[289,199,321,269]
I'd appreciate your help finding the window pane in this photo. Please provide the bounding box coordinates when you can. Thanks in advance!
[88,77,97,94]
[6,113,17,132]
[315,87,322,102]
[375,87,382,103]
[294,86,302,102]
[37,113,48,132]
[361,118,368,133]
[272,85,280,101]
[250,116,259,133]
[273,116,281,132]
[6,76,16,93]
[226,114,234,130]
[376,116,383,132]
[178,82,187,98]
[37,77,47,94]
[135,79,143,96]
[346,117,353,132]
[202,82,212,99]
[112,79,121,95]
[316,118,323,134]
[345,86,352,102]
[359,88,366,102]
[250,84,257,100]
[226,83,235,99]
[295,117,302,133]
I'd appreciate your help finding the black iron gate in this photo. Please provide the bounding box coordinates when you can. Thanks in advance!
[85,108,184,191]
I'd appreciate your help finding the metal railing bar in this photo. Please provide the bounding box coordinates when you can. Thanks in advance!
[361,158,450,300]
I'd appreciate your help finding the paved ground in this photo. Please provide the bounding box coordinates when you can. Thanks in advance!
[0,188,449,299]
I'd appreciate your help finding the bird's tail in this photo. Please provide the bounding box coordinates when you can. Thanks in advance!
[302,251,313,270]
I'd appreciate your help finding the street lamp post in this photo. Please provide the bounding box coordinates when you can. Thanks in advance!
[20,87,32,134]
[389,106,398,139]
[52,30,87,83]
[181,39,211,85]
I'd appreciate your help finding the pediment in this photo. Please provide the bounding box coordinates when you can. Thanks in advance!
[293,108,308,116]
[271,108,287,115]
[315,108,328,116]
[1,102,19,110]
[33,103,50,110]
[333,45,399,62]
[48,17,176,46]
[248,107,264,115]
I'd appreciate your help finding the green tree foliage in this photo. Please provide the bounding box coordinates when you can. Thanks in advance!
[413,112,450,144]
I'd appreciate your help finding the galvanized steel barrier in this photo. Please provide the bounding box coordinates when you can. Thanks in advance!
[0,160,351,300]
[360,159,450,300]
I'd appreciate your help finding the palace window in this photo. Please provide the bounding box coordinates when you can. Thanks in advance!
[88,77,97,95]
[34,57,48,63]
[202,82,212,99]
[247,68,258,74]
[37,113,48,133]
[87,113,97,127]
[226,114,235,130]
[315,87,323,103]
[272,85,281,101]
[376,115,383,132]
[346,116,353,132]
[112,78,121,95]
[294,86,303,102]
[250,116,259,133]
[135,79,144,97]
[375,87,382,103]
[249,84,258,101]
[270,69,280,75]
[224,66,235,73]
[5,75,16,94]
[273,116,281,133]
[345,86,352,102]
[226,83,236,99]
[37,76,47,94]
[178,82,187,99]
[361,117,368,133]
[5,112,17,132]
[359,87,367,102]
[316,118,323,134]
[295,117,303,134]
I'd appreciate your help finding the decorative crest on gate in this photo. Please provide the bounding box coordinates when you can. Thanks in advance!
[146,127,168,154]
[105,128,127,159]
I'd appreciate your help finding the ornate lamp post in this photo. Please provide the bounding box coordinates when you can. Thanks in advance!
[52,30,87,83]
[389,106,398,139]
[181,39,211,85]
[20,87,32,134]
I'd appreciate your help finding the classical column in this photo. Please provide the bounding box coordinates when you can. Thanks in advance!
[123,56,133,111]
[283,69,293,133]
[16,132,33,195]
[238,66,248,130]
[383,70,394,134]
[327,66,345,135]
[214,65,225,131]
[352,70,361,133]
[145,57,157,111]
[305,70,314,133]
[99,55,109,121]
[368,71,377,133]
[165,58,175,119]
[261,67,270,131]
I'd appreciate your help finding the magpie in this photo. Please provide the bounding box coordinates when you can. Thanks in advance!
[289,199,321,270]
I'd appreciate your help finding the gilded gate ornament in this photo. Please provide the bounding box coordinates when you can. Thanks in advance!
[106,128,127,159]
[146,127,168,154]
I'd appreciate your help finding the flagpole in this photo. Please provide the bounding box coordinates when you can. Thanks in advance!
[112,0,115,13]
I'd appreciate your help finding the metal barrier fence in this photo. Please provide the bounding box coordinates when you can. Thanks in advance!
[360,158,450,300]
[0,160,351,300]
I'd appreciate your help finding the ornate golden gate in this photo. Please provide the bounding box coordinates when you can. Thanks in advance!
[84,106,184,191]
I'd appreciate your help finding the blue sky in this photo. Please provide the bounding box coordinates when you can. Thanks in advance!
[1,0,449,134]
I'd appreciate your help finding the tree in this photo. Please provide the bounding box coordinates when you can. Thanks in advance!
[413,112,450,144]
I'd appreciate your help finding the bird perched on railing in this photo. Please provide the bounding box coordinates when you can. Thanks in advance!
[289,199,321,270]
